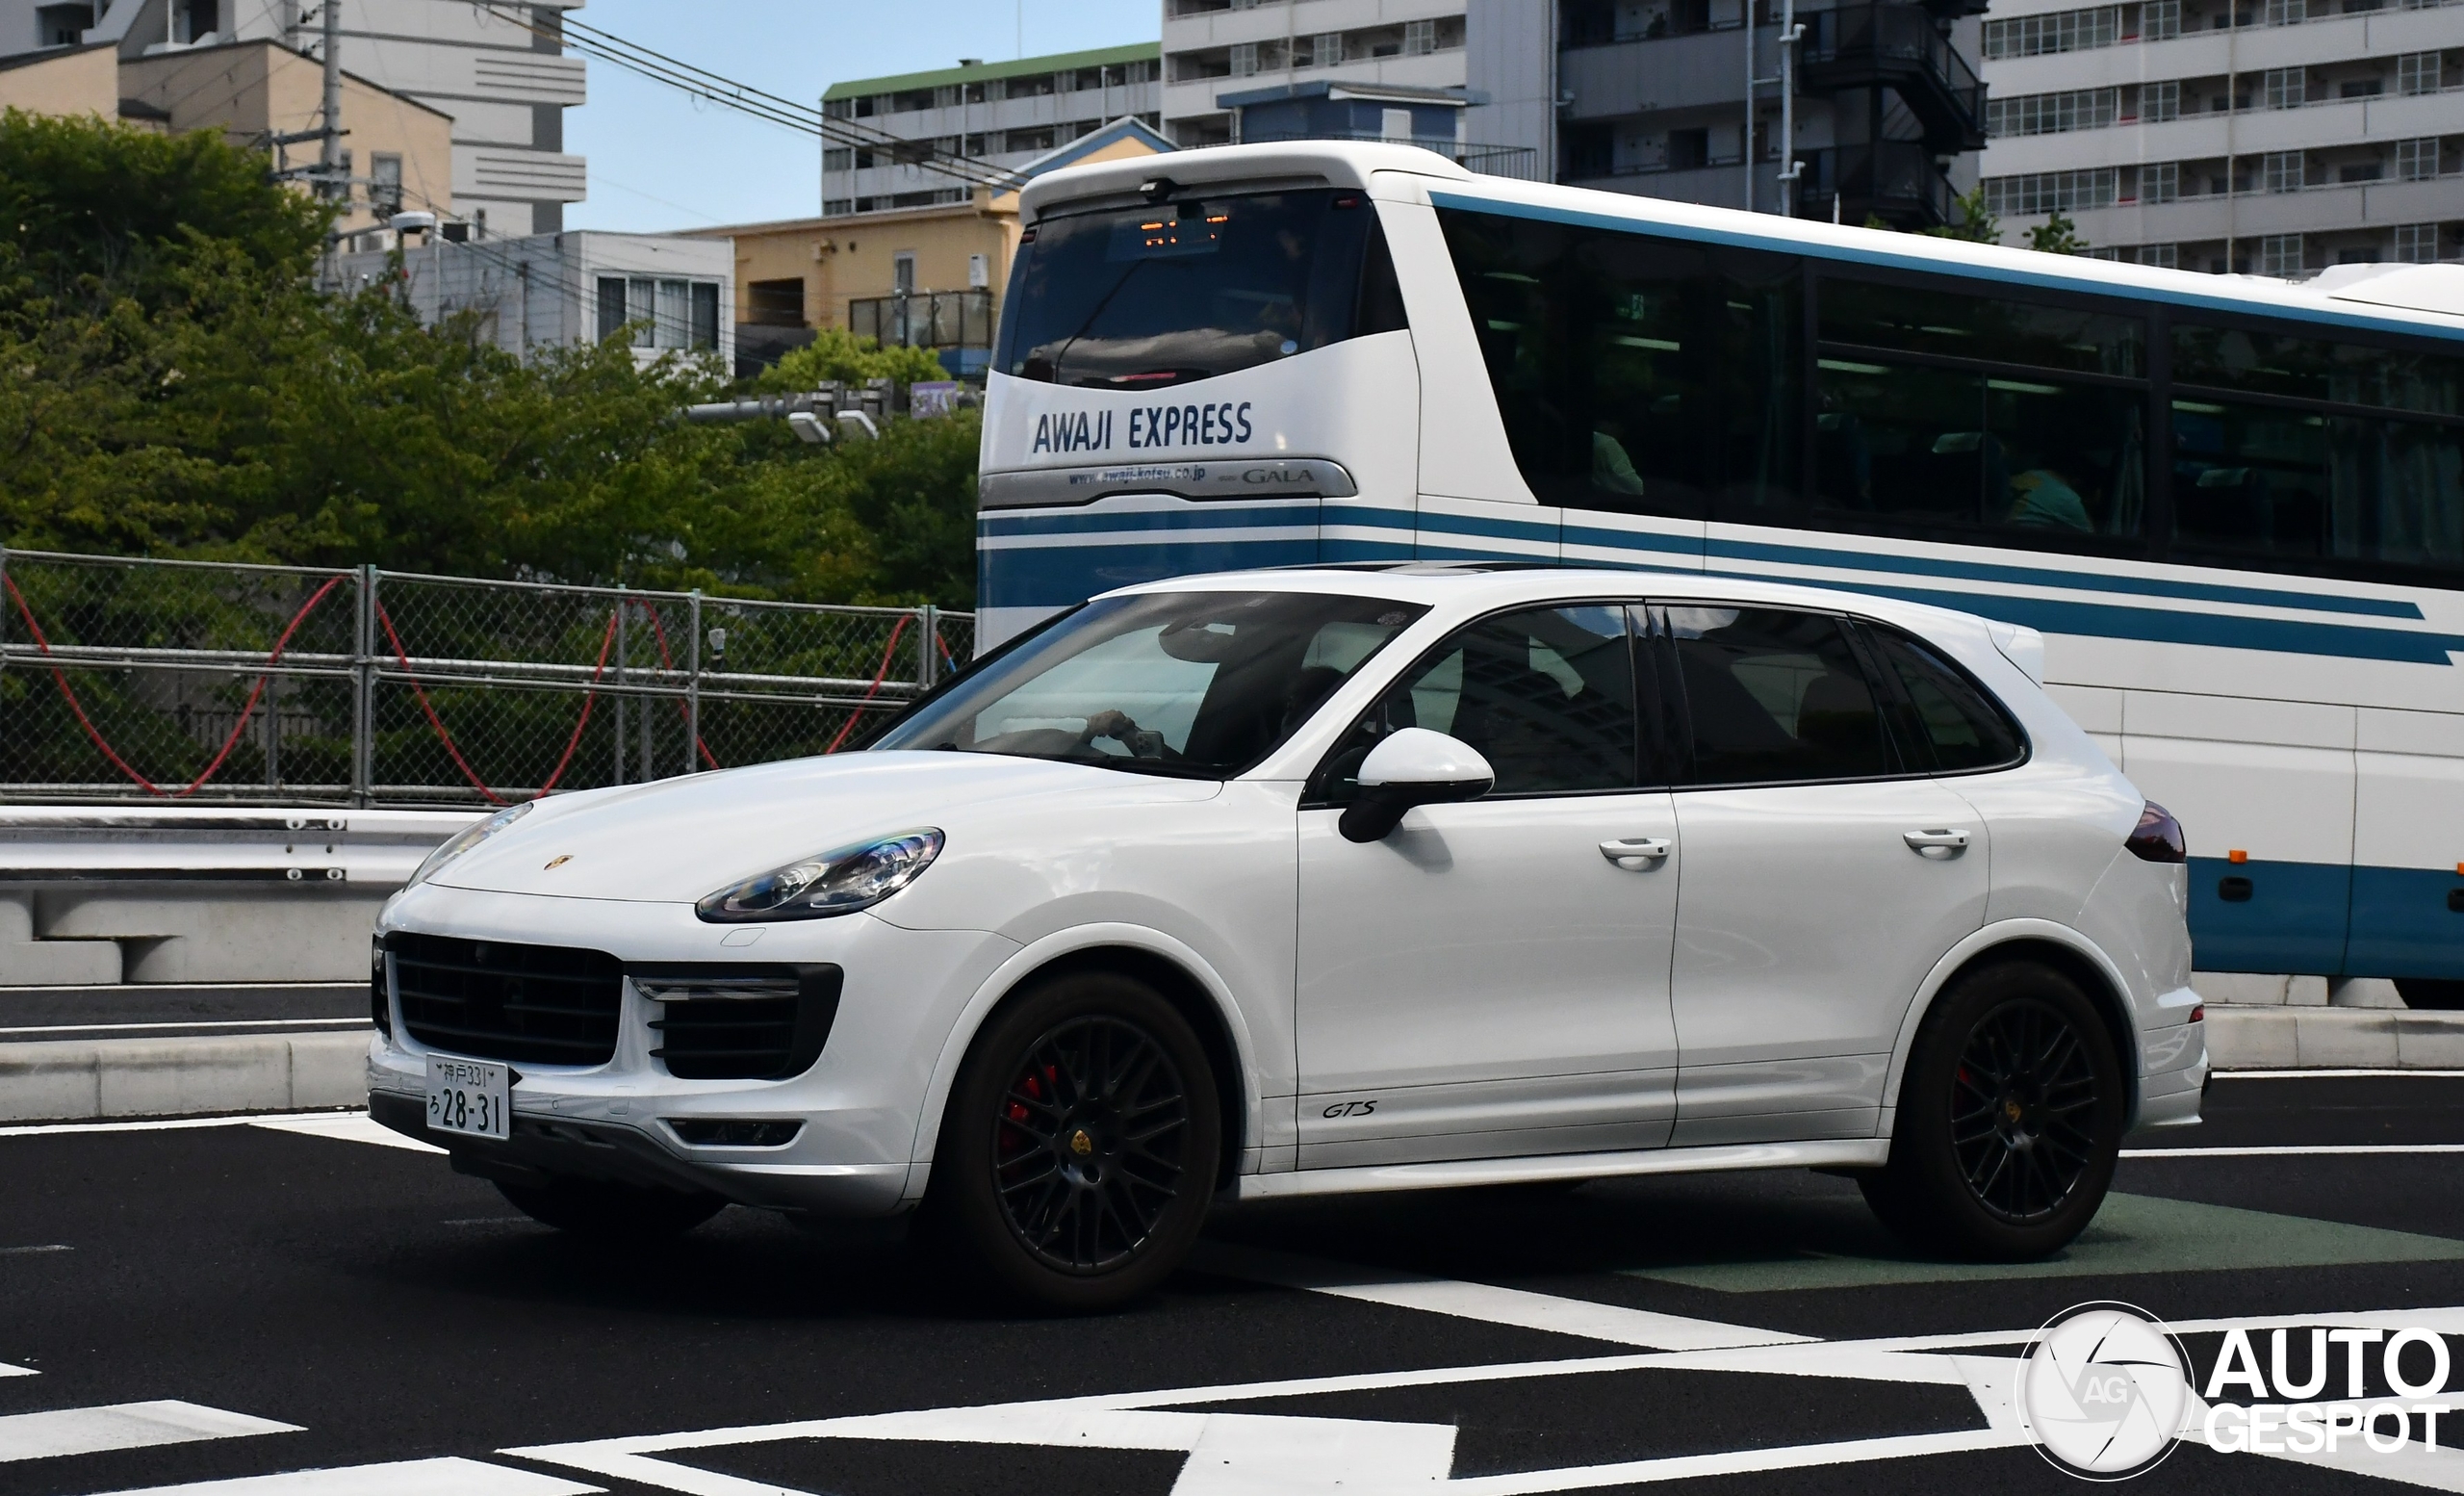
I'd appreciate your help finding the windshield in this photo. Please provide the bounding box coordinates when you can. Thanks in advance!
[872,590,1426,777]
[994,190,1404,391]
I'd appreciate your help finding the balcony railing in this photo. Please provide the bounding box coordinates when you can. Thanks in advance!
[848,289,994,351]
[1795,142,1956,227]
[1801,4,1988,152]
[1236,130,1543,180]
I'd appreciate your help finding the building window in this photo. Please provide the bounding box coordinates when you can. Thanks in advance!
[2261,0,2304,21]
[2396,221,2441,261]
[1988,87,2120,136]
[1228,41,1259,76]
[823,98,852,119]
[823,198,853,216]
[2141,162,2180,201]
[36,3,93,45]
[747,277,805,327]
[1404,18,1438,53]
[2344,78,2385,97]
[2398,51,2441,94]
[1309,31,1343,65]
[2142,79,2180,120]
[824,148,853,171]
[892,251,916,297]
[2259,233,2306,274]
[1984,7,2123,59]
[369,153,402,217]
[596,277,627,342]
[2262,67,2305,108]
[2139,243,2180,268]
[2262,150,2305,190]
[1981,167,2120,216]
[2398,136,2440,179]
[2143,0,2183,38]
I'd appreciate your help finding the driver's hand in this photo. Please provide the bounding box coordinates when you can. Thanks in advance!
[1083,709,1138,742]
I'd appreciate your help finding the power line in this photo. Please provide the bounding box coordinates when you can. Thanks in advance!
[461,1,1019,191]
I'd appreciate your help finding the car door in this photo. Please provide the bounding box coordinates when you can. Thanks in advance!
[1295,602,1682,1168]
[1655,603,1989,1147]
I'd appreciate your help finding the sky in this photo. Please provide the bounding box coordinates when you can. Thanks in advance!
[563,1,1163,232]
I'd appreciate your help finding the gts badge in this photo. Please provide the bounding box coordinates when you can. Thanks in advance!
[1321,1099,1378,1119]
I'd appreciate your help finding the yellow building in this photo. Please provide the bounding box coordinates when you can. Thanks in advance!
[0,39,452,238]
[691,117,1171,377]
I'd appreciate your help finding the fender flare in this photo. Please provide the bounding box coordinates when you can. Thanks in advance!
[1876,917,2144,1137]
[897,921,1268,1203]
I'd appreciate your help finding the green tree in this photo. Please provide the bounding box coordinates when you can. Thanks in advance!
[1921,186,2002,245]
[755,326,949,393]
[2025,209,2090,255]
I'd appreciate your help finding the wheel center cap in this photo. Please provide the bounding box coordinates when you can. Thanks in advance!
[2003,1096,2025,1124]
[1069,1127,1094,1157]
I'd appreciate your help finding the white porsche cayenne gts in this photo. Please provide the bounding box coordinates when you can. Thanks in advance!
[369,564,2206,1309]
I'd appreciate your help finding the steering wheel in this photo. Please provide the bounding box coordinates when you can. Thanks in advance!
[1080,709,1167,759]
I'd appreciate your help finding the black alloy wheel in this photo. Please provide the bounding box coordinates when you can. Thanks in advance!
[927,970,1220,1311]
[1949,998,2102,1222]
[1861,961,2124,1261]
[992,1015,1193,1273]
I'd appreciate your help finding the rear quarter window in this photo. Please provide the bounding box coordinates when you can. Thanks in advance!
[1861,622,2028,772]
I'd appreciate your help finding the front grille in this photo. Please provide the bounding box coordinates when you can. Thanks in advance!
[392,931,624,1066]
[635,964,841,1081]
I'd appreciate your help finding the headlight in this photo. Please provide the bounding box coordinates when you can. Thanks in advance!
[406,801,532,890]
[696,829,943,922]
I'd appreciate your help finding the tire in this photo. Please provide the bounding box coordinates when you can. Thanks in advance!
[1861,962,2126,1261]
[922,971,1220,1312]
[497,1176,726,1242]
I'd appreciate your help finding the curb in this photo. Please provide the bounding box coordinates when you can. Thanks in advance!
[0,1031,370,1124]
[2206,1004,2464,1070]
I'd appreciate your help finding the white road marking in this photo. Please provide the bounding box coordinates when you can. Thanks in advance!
[0,1245,69,1255]
[0,1362,32,1379]
[2123,1144,2464,1158]
[2217,1070,2464,1080]
[87,1458,603,1495]
[0,1401,299,1463]
[509,1303,2464,1495]
[249,1114,441,1154]
[0,1019,370,1037]
[5,982,365,994]
[1193,1244,1812,1351]
[0,1112,361,1141]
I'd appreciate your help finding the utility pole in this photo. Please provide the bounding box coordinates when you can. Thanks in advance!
[317,0,343,198]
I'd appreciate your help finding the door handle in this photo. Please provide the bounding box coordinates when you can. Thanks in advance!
[1600,837,1672,869]
[1904,828,1971,859]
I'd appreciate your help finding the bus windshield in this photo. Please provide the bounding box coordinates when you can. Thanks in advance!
[996,189,1404,391]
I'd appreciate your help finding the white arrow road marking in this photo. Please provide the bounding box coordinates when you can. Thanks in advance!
[1193,1245,1813,1351]
[0,1401,300,1463]
[0,1362,33,1379]
[86,1457,603,1495]
[248,1114,441,1154]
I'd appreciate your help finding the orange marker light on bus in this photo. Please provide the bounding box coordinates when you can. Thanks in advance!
[2228,849,2248,864]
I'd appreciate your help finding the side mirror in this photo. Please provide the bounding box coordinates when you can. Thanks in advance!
[1338,728,1495,843]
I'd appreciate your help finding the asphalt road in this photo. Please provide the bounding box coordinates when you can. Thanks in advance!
[2,1073,2462,1495]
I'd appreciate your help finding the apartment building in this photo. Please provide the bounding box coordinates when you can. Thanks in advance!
[1163,0,1484,159]
[333,231,732,364]
[0,0,586,235]
[1477,0,1989,223]
[1979,0,2464,271]
[819,44,1160,216]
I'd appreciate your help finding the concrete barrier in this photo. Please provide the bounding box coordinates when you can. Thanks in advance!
[0,1030,372,1122]
[2203,1005,2464,1070]
[0,806,475,985]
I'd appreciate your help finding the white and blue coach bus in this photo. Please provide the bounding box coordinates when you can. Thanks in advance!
[974,141,2464,999]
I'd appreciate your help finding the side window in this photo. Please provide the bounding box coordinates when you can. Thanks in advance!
[1320,605,1637,800]
[1861,624,2027,772]
[1436,208,1802,521]
[1665,606,1889,785]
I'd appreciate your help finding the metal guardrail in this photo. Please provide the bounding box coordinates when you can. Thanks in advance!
[0,548,973,809]
[0,806,478,887]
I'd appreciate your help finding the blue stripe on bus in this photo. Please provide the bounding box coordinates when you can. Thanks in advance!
[2188,857,2354,974]
[980,535,2464,662]
[987,505,2425,620]
[1427,189,2464,348]
[2346,864,2464,980]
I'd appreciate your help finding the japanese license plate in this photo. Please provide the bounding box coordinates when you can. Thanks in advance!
[425,1056,509,1140]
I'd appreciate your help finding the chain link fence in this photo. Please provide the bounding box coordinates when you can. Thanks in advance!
[0,548,971,808]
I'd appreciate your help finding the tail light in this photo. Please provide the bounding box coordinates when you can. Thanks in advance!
[2126,801,2187,864]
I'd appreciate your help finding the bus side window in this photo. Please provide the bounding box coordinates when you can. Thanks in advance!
[1435,208,1802,522]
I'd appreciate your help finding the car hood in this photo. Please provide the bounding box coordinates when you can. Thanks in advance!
[424,751,1222,903]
